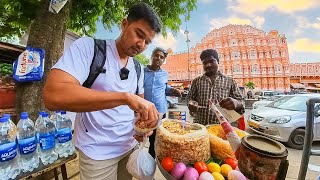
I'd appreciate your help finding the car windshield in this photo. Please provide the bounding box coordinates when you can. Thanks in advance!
[266,96,310,111]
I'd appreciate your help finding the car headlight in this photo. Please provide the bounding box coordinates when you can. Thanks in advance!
[268,116,291,124]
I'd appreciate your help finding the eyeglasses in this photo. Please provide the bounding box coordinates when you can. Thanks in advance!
[119,67,129,80]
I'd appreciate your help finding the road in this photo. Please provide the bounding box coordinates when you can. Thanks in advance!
[167,105,320,180]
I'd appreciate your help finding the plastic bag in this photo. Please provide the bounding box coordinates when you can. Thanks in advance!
[126,139,156,180]
[207,124,248,160]
[156,120,211,164]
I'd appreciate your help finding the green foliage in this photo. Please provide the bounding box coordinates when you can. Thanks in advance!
[0,0,197,38]
[134,54,149,66]
[245,81,255,90]
[0,63,13,76]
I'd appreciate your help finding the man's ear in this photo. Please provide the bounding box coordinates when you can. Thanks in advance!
[121,18,128,30]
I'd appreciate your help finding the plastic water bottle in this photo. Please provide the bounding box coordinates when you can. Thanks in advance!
[17,112,39,172]
[56,111,75,158]
[0,115,20,180]
[35,112,58,165]
[2,114,15,127]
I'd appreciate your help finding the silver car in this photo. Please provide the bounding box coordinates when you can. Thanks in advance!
[252,95,285,109]
[248,94,320,149]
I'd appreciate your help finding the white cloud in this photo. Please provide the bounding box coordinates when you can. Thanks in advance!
[209,16,265,30]
[228,0,320,16]
[153,32,177,51]
[253,16,265,29]
[297,16,320,30]
[288,38,320,53]
[199,0,214,4]
[293,16,320,36]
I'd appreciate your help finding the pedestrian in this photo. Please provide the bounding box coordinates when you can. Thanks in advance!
[187,49,245,126]
[43,3,161,180]
[143,47,181,158]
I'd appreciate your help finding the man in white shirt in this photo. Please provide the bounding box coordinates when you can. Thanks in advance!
[43,3,161,180]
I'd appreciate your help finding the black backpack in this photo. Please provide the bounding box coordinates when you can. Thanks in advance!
[82,39,141,94]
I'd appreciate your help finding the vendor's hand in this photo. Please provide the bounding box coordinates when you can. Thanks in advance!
[133,131,153,142]
[219,97,239,110]
[188,101,199,112]
[173,88,182,97]
[127,94,158,128]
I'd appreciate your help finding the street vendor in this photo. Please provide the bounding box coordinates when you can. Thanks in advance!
[187,49,245,125]
[143,47,181,158]
[42,3,161,180]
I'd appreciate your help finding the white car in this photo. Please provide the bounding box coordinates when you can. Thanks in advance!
[248,94,320,149]
[166,96,178,108]
[252,95,285,109]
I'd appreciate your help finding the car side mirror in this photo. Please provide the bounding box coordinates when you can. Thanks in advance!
[315,104,320,117]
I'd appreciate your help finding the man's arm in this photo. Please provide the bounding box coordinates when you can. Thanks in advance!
[43,69,157,122]
[230,79,245,114]
[187,78,199,112]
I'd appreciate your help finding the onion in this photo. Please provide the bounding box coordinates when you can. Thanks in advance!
[171,162,187,180]
[183,167,199,180]
[228,170,246,180]
[199,171,214,180]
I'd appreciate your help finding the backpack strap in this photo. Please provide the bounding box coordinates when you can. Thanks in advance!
[83,39,141,95]
[133,58,141,94]
[82,39,106,88]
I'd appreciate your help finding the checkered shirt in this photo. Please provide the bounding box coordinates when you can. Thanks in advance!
[187,73,245,125]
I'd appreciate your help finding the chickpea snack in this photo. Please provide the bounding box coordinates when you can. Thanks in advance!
[134,113,163,136]
[155,120,210,164]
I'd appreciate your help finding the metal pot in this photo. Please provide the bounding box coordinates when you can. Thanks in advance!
[238,135,289,180]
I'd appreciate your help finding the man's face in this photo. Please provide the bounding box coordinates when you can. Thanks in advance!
[120,19,156,57]
[151,50,165,67]
[202,56,219,76]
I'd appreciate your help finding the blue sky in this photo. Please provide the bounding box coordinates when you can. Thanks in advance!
[94,0,320,63]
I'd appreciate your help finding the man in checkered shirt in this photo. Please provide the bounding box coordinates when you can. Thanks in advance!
[187,49,245,125]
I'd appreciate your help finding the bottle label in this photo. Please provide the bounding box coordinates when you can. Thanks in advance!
[0,142,17,162]
[18,136,37,155]
[57,128,72,143]
[39,133,55,150]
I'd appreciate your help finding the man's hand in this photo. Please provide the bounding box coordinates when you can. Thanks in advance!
[127,94,158,128]
[188,101,199,112]
[172,88,182,97]
[219,97,240,110]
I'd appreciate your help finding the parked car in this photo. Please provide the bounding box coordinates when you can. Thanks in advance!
[166,96,178,108]
[248,94,320,149]
[254,90,276,100]
[252,95,285,109]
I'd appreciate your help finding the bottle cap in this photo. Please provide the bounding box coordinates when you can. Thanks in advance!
[20,112,28,119]
[42,113,49,118]
[0,116,9,122]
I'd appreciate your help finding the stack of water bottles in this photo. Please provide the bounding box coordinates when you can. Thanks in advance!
[0,110,75,180]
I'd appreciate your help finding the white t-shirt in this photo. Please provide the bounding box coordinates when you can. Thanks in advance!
[53,37,144,160]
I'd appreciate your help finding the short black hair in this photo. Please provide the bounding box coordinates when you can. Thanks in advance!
[152,47,168,58]
[127,3,162,34]
[200,49,219,63]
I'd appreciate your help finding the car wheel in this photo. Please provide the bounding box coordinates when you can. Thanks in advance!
[287,129,305,150]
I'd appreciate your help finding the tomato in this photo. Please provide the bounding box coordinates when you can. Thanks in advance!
[161,157,174,172]
[194,161,208,174]
[224,158,238,170]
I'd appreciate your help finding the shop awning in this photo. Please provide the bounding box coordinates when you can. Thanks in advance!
[290,83,306,89]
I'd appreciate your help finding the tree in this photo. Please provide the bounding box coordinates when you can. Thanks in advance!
[0,0,197,120]
[245,81,255,90]
[134,54,150,66]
